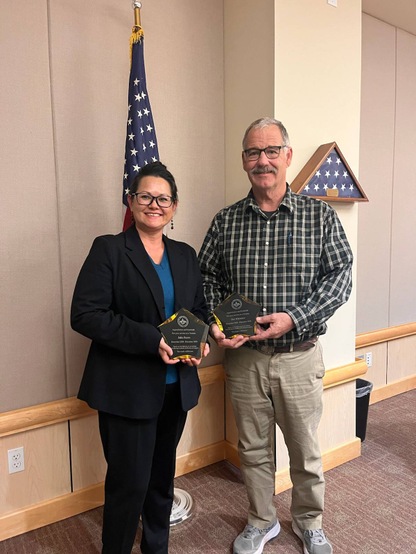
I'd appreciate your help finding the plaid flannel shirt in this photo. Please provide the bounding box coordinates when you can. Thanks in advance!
[198,186,353,348]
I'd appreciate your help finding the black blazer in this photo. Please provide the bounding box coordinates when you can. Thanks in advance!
[71,226,207,419]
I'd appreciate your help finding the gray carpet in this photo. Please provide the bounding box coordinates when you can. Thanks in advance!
[1,389,415,553]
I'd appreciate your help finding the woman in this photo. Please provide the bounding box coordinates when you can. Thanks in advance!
[71,161,209,554]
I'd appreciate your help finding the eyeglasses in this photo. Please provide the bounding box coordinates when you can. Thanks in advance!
[130,192,174,208]
[243,145,287,161]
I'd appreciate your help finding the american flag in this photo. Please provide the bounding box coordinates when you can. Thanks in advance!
[300,147,363,200]
[122,33,159,230]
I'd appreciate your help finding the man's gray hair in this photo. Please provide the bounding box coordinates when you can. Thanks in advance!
[242,117,290,148]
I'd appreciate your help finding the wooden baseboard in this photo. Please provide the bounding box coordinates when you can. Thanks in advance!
[275,438,361,493]
[1,357,408,543]
[370,375,416,404]
[224,440,240,468]
[0,435,364,541]
[0,483,104,542]
[0,441,227,542]
[175,441,226,477]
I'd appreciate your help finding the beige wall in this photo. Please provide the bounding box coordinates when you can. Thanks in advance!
[357,16,395,331]
[1,2,68,411]
[2,0,414,417]
[224,0,361,370]
[222,0,363,491]
[390,29,416,325]
[0,0,225,412]
[275,0,361,370]
[358,14,416,333]
[2,0,415,540]
[224,0,275,204]
[362,0,416,36]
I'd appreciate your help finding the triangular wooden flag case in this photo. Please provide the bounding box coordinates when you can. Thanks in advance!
[290,142,368,202]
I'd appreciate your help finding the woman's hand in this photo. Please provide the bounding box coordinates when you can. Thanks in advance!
[181,341,210,367]
[159,338,210,366]
[159,337,180,365]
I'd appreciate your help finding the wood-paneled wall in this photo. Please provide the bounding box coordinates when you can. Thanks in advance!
[1,326,415,541]
[356,324,416,403]
[1,359,372,541]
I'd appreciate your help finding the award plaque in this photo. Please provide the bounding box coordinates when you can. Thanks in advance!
[159,308,209,360]
[213,292,261,338]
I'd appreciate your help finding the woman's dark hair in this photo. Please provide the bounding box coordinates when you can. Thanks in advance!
[129,161,178,202]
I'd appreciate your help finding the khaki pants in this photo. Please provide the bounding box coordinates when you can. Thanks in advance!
[224,342,326,531]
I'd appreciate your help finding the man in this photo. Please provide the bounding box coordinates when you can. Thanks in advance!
[198,117,353,554]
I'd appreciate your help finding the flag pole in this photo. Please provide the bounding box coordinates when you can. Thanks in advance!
[123,0,155,231]
[130,1,144,55]
[124,3,194,526]
[132,1,142,30]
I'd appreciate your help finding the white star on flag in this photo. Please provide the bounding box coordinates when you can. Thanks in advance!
[299,147,363,199]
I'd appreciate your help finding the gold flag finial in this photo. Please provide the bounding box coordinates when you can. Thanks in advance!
[133,1,142,30]
[130,1,144,57]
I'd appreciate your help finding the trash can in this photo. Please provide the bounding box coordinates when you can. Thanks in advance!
[355,378,373,441]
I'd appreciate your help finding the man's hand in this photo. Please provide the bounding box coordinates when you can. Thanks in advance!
[209,323,249,349]
[250,312,294,341]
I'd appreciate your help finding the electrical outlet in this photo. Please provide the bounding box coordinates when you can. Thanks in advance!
[365,352,373,368]
[8,446,25,474]
[328,0,338,7]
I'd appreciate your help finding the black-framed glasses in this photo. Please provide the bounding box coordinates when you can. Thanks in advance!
[130,192,174,208]
[243,145,287,161]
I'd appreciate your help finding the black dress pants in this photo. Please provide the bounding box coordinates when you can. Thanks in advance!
[98,383,187,554]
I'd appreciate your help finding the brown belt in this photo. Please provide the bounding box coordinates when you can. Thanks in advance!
[248,337,318,355]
